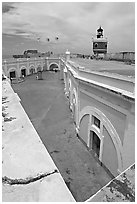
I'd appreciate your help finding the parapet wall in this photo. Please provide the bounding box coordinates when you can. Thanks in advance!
[69,52,135,63]
[104,52,135,63]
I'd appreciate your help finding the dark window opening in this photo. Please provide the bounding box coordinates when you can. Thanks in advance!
[49,64,59,71]
[10,71,16,79]
[30,68,35,75]
[90,131,100,157]
[21,69,26,77]
[95,43,98,48]
[93,116,100,128]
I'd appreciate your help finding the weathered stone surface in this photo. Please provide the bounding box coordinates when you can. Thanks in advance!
[2,79,75,202]
[87,164,135,202]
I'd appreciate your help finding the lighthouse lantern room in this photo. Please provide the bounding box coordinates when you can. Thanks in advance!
[92,26,108,57]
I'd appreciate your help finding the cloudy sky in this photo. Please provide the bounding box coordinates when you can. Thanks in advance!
[2,1,135,56]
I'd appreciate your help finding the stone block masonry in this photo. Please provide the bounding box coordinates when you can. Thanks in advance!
[2,78,75,202]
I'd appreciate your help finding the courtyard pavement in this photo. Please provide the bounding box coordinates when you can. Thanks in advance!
[12,71,112,202]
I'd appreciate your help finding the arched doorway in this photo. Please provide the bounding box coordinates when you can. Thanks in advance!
[49,63,59,71]
[21,69,26,77]
[79,106,123,176]
[29,66,35,75]
[89,131,101,158]
[10,70,16,79]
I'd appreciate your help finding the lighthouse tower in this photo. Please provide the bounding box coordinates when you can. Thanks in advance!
[92,26,108,58]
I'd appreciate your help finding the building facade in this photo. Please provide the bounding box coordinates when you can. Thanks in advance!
[60,52,135,177]
[2,57,60,80]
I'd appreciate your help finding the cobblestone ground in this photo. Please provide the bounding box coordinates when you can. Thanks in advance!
[12,71,112,201]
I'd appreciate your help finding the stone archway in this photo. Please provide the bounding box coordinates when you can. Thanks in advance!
[79,106,123,175]
[20,66,27,77]
[8,68,17,79]
[21,69,26,77]
[49,63,59,71]
[9,70,16,78]
[29,66,35,75]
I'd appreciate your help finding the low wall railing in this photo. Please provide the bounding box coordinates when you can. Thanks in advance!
[62,59,135,100]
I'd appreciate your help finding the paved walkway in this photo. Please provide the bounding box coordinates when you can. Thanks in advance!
[12,71,112,201]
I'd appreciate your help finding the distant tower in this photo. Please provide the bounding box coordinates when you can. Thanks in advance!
[92,26,108,57]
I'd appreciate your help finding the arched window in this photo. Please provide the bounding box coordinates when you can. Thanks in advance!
[95,43,98,48]
[92,115,100,129]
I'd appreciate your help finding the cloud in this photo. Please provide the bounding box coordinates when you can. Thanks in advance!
[2,2,16,13]
[2,2,135,54]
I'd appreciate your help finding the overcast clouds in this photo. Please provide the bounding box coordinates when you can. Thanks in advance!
[2,2,135,56]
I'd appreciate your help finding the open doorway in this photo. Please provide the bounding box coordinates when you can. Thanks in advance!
[21,69,26,77]
[10,71,16,79]
[30,68,35,75]
[89,131,100,158]
[49,63,59,71]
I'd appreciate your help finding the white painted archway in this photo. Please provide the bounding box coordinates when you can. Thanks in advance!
[29,65,35,74]
[8,67,18,78]
[79,106,123,173]
[20,66,28,76]
[29,64,35,69]
[48,62,59,71]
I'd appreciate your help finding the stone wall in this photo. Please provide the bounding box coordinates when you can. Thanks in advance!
[104,52,135,63]
[2,76,75,202]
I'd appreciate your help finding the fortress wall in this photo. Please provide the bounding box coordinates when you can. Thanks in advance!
[104,52,135,62]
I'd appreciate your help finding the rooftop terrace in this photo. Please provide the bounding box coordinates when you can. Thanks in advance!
[63,58,135,100]
[71,58,135,77]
